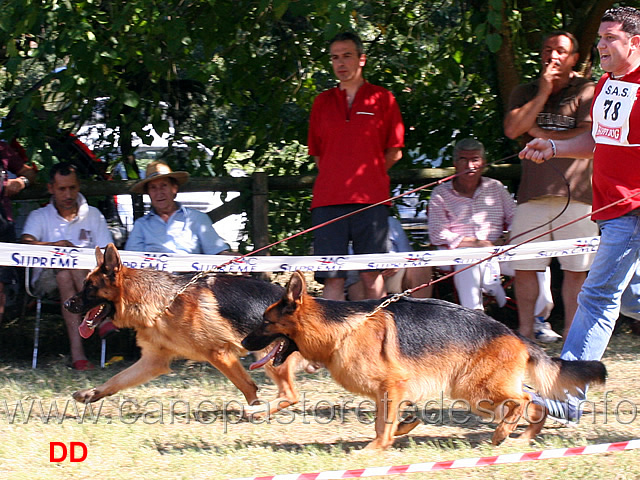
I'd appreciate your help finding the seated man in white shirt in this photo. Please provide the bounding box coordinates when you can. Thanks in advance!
[20,162,114,370]
[125,161,229,255]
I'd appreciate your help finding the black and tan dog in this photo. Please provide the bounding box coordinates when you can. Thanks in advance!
[64,243,302,415]
[243,271,607,449]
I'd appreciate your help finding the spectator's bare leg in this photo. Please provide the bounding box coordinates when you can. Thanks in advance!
[359,270,386,300]
[322,277,346,301]
[347,280,366,301]
[405,267,433,298]
[562,270,587,339]
[515,270,540,339]
[56,269,89,363]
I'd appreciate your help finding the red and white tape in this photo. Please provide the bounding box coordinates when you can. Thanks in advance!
[229,439,640,480]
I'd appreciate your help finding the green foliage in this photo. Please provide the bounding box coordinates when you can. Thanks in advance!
[263,141,313,255]
[0,0,615,253]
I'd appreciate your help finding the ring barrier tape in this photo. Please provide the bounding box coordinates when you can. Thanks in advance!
[12,234,632,477]
[5,236,600,273]
[228,439,640,480]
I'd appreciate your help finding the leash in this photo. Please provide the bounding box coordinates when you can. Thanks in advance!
[241,153,520,260]
[156,150,586,318]
[508,159,571,243]
[370,156,572,314]
[155,153,520,317]
[368,189,640,316]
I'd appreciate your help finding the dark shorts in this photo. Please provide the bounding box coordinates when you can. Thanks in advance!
[311,204,389,281]
[0,266,16,285]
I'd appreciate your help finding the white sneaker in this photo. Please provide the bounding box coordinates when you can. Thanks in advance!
[533,316,562,343]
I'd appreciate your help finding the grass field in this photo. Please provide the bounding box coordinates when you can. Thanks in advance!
[1,283,639,480]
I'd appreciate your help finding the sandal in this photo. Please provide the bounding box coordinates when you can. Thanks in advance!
[72,359,96,371]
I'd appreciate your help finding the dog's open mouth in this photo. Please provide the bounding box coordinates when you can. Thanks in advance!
[78,303,113,339]
[249,337,298,370]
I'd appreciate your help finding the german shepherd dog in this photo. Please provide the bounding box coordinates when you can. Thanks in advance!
[242,271,607,449]
[64,244,302,415]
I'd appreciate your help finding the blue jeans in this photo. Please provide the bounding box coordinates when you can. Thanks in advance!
[561,215,640,363]
[530,216,640,420]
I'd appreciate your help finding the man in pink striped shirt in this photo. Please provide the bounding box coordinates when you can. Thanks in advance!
[428,138,553,314]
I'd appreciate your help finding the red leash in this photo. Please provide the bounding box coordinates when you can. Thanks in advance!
[216,154,519,271]
[190,154,638,306]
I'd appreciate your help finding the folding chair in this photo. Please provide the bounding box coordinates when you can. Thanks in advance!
[24,268,106,369]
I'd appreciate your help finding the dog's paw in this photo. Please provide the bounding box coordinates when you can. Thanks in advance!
[243,403,269,421]
[72,388,100,404]
[513,432,539,445]
[362,438,391,451]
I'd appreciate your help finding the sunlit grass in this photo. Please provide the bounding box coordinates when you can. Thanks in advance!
[0,333,639,480]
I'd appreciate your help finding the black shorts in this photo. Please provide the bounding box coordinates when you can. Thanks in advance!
[0,266,16,285]
[311,204,389,281]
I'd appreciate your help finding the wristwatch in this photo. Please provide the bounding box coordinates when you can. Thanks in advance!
[19,176,30,188]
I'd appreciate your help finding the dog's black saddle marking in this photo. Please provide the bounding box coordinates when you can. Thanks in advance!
[317,297,513,358]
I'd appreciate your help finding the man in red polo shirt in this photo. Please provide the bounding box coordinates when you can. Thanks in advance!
[308,32,405,300]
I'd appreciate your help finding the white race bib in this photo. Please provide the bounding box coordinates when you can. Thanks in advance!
[592,78,640,146]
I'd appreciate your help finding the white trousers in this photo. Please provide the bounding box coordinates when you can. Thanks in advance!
[453,263,554,316]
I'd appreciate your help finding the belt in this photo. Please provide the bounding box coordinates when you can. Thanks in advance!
[624,208,640,216]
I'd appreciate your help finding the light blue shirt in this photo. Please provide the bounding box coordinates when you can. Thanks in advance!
[125,203,229,254]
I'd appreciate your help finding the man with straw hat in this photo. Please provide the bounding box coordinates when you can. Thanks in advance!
[125,161,229,255]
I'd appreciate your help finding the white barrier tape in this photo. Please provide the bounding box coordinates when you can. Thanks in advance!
[227,438,640,480]
[3,236,600,273]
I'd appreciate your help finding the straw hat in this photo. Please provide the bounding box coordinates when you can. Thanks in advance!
[130,161,190,194]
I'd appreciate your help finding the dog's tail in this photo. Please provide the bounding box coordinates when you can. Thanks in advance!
[524,339,607,399]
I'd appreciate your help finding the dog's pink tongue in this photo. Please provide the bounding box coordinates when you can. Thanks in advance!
[78,307,101,339]
[249,342,280,370]
[78,320,95,339]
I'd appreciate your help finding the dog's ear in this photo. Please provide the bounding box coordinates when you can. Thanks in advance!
[95,246,104,266]
[102,243,122,275]
[285,271,306,306]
